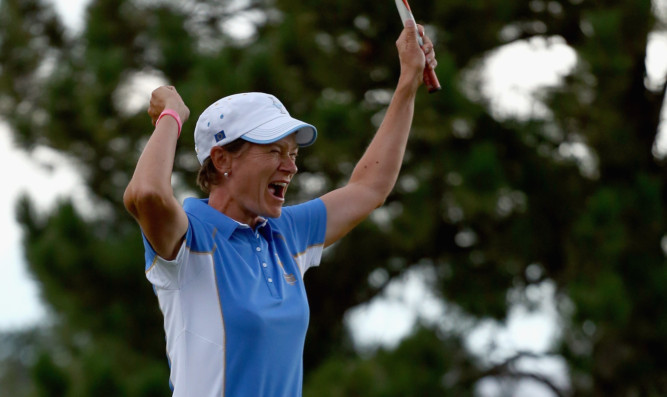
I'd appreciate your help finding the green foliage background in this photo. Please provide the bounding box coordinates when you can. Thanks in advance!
[0,0,665,395]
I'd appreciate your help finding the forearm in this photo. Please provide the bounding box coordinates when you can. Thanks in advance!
[320,21,432,246]
[124,118,180,216]
[348,79,417,203]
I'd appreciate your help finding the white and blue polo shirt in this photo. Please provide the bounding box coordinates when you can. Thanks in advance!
[142,197,327,397]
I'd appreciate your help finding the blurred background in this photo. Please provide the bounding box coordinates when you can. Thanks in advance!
[1,0,666,395]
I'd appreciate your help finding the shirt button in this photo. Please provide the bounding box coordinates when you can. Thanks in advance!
[256,247,261,252]
[268,278,273,283]
[256,233,260,238]
[262,263,267,268]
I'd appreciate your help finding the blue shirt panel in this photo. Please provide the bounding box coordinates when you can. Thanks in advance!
[144,197,326,397]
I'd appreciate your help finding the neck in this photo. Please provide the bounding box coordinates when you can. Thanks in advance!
[208,188,262,229]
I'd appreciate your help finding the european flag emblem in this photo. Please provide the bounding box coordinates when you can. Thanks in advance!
[215,130,226,142]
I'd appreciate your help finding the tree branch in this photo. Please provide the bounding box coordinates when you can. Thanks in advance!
[477,351,568,397]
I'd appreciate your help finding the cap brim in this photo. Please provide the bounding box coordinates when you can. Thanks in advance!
[241,116,317,147]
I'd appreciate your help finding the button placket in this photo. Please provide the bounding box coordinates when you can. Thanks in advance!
[255,228,279,297]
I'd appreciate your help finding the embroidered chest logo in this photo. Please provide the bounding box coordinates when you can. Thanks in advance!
[275,253,297,285]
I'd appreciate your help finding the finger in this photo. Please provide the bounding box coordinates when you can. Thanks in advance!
[426,48,436,62]
[419,26,434,46]
[148,108,158,126]
[421,41,435,64]
[148,96,162,126]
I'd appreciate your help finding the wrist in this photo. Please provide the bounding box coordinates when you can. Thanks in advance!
[396,75,420,98]
[156,109,183,137]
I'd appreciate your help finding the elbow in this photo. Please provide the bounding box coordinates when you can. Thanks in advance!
[369,188,391,210]
[352,181,392,211]
[369,189,389,209]
[123,184,141,218]
[349,175,394,210]
[123,183,169,220]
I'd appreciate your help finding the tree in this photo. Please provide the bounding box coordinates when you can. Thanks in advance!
[0,0,665,395]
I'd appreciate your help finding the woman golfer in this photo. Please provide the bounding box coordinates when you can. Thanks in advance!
[124,20,437,397]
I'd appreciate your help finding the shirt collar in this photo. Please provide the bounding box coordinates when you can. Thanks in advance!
[183,198,270,240]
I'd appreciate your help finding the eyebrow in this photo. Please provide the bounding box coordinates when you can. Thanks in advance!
[269,142,298,152]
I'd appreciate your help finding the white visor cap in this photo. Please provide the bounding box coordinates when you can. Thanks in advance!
[194,92,317,164]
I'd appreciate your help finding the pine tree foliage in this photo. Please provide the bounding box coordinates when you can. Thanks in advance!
[0,0,665,395]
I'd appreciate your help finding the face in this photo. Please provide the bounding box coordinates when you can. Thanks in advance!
[225,134,299,223]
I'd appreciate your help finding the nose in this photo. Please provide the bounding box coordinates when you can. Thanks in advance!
[280,154,298,175]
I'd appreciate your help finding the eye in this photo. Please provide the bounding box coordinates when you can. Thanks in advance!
[289,152,298,160]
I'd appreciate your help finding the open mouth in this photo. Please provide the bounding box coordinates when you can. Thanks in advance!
[268,182,287,200]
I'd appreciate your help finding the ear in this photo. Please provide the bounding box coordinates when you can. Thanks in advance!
[210,146,232,175]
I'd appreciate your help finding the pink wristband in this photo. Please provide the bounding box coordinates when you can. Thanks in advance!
[157,109,183,137]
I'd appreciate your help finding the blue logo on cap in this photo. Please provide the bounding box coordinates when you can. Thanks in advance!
[215,130,226,142]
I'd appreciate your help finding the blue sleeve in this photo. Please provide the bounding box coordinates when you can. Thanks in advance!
[278,198,327,250]
[141,215,199,273]
[141,232,158,272]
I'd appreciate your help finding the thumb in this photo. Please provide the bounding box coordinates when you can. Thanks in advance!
[404,18,417,33]
[403,19,420,44]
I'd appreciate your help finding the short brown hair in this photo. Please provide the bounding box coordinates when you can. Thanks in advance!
[197,139,248,194]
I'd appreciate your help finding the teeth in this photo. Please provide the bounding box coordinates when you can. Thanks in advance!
[269,182,287,198]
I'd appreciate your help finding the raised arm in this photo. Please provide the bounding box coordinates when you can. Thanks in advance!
[123,86,190,260]
[320,21,437,247]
